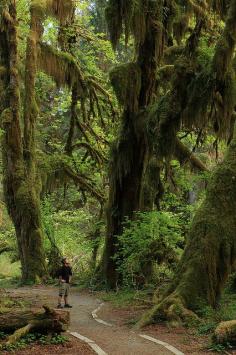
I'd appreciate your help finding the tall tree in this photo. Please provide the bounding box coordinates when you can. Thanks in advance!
[0,0,45,281]
[0,0,75,281]
[1,0,114,281]
[138,0,236,326]
[103,0,201,287]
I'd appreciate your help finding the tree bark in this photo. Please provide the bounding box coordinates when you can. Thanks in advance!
[139,132,236,326]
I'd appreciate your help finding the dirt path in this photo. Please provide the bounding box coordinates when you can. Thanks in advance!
[7,286,183,355]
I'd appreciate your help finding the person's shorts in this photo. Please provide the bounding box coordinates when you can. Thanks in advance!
[59,282,70,297]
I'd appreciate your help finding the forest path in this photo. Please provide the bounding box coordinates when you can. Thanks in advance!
[8,286,182,355]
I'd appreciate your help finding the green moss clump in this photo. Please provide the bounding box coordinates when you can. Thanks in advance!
[0,108,12,124]
[110,62,141,112]
[214,320,236,344]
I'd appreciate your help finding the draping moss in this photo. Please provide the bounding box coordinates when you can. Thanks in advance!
[109,63,141,112]
[30,0,73,24]
[106,0,167,53]
[38,42,86,93]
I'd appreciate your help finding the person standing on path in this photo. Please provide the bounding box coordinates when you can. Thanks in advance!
[57,257,73,308]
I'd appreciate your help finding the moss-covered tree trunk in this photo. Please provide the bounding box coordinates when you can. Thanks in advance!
[0,1,46,281]
[139,133,236,326]
[104,125,148,286]
[103,2,164,287]
[138,0,236,326]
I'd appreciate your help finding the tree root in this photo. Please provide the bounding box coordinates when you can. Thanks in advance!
[137,292,200,328]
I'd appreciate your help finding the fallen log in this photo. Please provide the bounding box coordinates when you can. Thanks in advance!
[0,305,70,345]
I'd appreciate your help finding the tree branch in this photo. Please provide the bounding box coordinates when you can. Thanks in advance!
[174,138,209,172]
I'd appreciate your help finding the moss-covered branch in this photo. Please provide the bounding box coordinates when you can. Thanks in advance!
[174,138,209,172]
[71,141,107,164]
[62,164,105,203]
[38,42,86,92]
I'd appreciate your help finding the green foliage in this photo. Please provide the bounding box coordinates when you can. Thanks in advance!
[0,254,20,280]
[1,332,69,351]
[114,211,183,288]
[49,334,69,344]
[41,194,104,280]
[197,321,216,335]
[197,37,215,69]
[207,342,232,352]
[195,290,236,347]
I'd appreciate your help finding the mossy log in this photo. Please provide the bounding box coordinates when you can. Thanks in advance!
[0,305,70,345]
[214,320,236,344]
[138,133,236,327]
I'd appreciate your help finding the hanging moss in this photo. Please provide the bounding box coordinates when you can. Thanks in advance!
[212,0,230,18]
[173,15,190,44]
[30,0,47,21]
[109,63,141,113]
[38,42,86,93]
[182,69,214,129]
[106,0,173,53]
[105,0,122,49]
[187,0,209,18]
[182,0,236,138]
[49,0,73,23]
[163,0,179,38]
[214,70,236,139]
[109,128,136,190]
[30,0,73,24]
[212,0,236,80]
[105,0,137,48]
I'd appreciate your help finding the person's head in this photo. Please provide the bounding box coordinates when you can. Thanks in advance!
[62,257,69,266]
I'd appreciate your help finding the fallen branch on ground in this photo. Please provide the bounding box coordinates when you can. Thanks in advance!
[0,305,70,345]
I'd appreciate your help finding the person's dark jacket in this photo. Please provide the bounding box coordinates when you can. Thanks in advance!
[57,265,72,283]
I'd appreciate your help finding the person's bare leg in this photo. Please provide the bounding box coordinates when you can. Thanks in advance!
[64,295,68,305]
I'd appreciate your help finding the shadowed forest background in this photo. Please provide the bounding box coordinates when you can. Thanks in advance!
[1,0,236,351]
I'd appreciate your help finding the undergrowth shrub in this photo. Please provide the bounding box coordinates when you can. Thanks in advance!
[114,211,184,288]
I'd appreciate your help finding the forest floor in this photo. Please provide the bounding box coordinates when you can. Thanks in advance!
[0,285,234,354]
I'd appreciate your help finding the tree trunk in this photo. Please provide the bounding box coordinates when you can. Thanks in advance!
[0,1,46,282]
[139,133,236,326]
[103,2,164,288]
[104,120,147,287]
